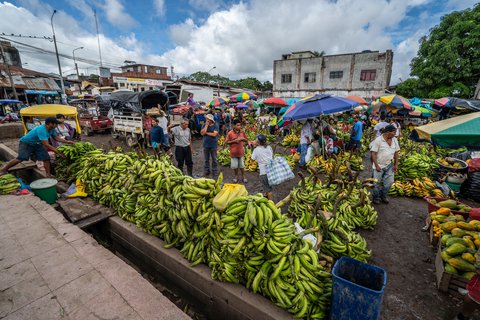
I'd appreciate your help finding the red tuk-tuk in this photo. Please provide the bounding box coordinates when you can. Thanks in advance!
[69,98,113,136]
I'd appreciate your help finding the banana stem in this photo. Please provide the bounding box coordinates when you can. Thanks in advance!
[297,226,319,238]
[275,194,291,208]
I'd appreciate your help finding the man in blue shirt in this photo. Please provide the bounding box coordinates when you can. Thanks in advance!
[349,114,363,152]
[150,118,165,154]
[200,114,219,176]
[0,117,75,177]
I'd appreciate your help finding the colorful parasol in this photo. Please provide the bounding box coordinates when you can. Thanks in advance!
[378,94,412,109]
[235,103,248,109]
[263,97,289,107]
[230,92,258,102]
[207,97,229,107]
[345,95,368,105]
[283,94,358,121]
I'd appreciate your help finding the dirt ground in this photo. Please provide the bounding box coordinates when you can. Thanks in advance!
[2,131,479,320]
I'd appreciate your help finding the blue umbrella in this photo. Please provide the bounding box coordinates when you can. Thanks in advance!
[283,94,359,121]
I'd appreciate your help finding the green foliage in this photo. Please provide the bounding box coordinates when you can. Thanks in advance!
[409,4,480,98]
[181,72,272,92]
[395,78,425,98]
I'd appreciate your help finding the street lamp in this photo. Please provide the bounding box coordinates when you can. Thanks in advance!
[207,66,216,74]
[51,10,66,103]
[73,46,84,93]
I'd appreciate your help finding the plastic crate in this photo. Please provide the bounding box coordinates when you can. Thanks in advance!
[330,256,387,320]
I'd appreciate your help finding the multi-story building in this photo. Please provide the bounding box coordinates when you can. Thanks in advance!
[0,41,22,67]
[273,50,393,99]
[110,63,172,91]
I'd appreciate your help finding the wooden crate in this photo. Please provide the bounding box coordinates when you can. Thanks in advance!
[425,215,439,246]
[435,242,469,298]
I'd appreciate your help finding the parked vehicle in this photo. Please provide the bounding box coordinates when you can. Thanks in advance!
[19,104,81,134]
[109,90,169,147]
[69,98,113,136]
[0,99,22,123]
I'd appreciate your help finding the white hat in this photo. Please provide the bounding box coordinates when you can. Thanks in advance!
[206,114,214,121]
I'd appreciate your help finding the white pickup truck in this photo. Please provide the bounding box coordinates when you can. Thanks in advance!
[111,114,145,147]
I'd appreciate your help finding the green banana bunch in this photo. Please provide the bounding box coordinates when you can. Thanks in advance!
[0,174,21,194]
[397,152,438,181]
[218,148,231,166]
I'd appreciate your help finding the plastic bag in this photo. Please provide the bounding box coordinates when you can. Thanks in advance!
[266,156,295,186]
[305,145,314,163]
[213,183,248,212]
[294,223,317,249]
[66,179,87,198]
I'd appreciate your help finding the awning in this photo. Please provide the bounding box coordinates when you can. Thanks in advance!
[23,78,61,91]
[410,112,480,149]
[24,90,59,95]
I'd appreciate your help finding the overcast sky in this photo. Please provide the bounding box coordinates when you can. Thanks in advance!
[0,0,477,84]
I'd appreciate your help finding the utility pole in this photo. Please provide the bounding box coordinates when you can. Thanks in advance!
[94,10,103,87]
[51,10,66,103]
[0,43,19,100]
[73,46,83,94]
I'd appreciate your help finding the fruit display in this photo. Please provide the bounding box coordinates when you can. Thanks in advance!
[430,198,472,213]
[244,149,258,172]
[389,178,444,198]
[218,135,226,147]
[54,143,332,319]
[282,133,300,147]
[284,154,296,171]
[397,153,438,181]
[308,152,364,174]
[0,174,21,194]
[218,148,231,166]
[437,157,467,169]
[56,142,98,183]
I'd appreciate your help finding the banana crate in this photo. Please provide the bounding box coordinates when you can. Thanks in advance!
[435,242,469,298]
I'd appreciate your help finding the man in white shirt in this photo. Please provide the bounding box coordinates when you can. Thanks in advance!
[299,119,314,167]
[369,125,400,204]
[374,115,389,137]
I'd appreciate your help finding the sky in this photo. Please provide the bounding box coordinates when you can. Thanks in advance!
[0,0,477,85]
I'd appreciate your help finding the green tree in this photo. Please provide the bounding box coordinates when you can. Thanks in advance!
[409,4,480,98]
[182,71,272,92]
[395,78,425,98]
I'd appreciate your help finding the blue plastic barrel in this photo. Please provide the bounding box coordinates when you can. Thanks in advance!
[330,256,387,320]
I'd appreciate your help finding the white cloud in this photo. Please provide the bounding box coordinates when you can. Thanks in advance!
[1,0,477,86]
[100,0,137,29]
[188,0,222,12]
[168,18,197,46]
[153,0,165,17]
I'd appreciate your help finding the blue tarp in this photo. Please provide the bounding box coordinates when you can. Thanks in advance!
[0,99,22,104]
[283,94,358,121]
[25,90,59,95]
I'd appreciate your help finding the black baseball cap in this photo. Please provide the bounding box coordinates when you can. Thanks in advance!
[45,117,59,125]
[257,134,267,143]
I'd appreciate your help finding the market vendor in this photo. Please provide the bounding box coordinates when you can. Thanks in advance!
[0,117,75,177]
[369,124,400,204]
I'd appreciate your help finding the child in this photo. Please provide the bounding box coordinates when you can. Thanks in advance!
[251,134,273,200]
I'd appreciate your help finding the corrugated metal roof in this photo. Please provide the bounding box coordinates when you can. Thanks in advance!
[22,78,60,91]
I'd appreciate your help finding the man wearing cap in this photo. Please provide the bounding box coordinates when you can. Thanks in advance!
[201,114,219,176]
[0,117,75,177]
[369,124,400,204]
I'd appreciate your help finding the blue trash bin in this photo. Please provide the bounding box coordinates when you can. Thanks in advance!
[330,256,387,320]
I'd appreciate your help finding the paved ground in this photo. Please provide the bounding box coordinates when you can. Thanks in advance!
[0,194,190,320]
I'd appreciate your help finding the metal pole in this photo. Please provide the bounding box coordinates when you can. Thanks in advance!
[0,44,19,100]
[73,47,83,94]
[51,10,66,104]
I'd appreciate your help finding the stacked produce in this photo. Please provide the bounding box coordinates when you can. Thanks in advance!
[389,178,444,198]
[244,149,258,172]
[218,149,231,166]
[55,142,98,183]
[282,133,300,147]
[0,174,21,194]
[218,136,226,147]
[55,144,333,319]
[308,152,364,174]
[436,209,480,278]
[396,153,438,181]
[285,174,375,262]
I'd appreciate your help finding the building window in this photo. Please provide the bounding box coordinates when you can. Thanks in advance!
[360,69,376,81]
[156,69,161,74]
[144,66,148,73]
[281,74,292,83]
[329,71,343,79]
[304,72,316,83]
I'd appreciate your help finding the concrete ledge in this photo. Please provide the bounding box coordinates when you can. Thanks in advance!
[106,216,292,320]
[0,123,23,140]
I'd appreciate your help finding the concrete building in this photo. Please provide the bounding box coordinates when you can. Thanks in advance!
[0,41,22,67]
[110,63,172,92]
[273,50,393,99]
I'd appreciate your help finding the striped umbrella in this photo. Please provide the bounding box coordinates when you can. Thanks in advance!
[411,112,480,149]
[230,92,258,102]
[379,94,412,109]
[207,97,229,107]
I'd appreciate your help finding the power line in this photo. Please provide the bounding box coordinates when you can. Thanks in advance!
[0,33,52,41]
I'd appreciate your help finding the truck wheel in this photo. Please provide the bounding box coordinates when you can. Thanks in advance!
[82,127,92,136]
[126,135,138,147]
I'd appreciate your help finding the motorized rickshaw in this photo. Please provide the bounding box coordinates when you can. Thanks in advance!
[19,104,82,134]
[0,99,22,123]
[69,98,112,136]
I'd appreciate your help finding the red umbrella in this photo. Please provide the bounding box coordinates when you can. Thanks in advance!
[434,97,451,107]
[263,97,288,107]
[345,95,368,105]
